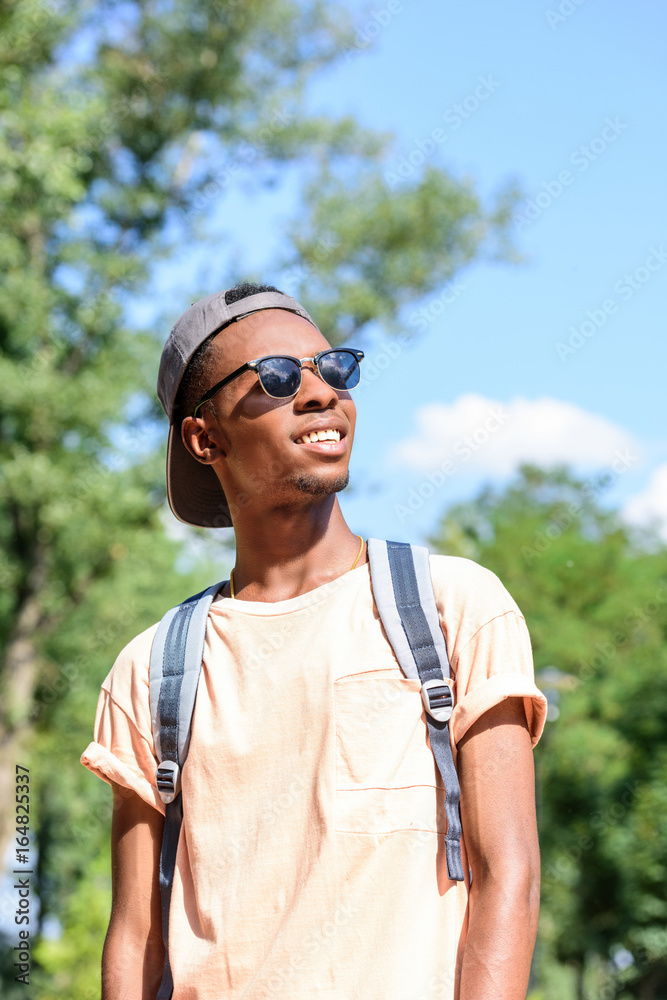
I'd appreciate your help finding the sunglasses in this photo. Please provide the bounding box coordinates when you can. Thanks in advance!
[192,348,365,417]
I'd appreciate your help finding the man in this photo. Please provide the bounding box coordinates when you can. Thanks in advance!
[81,282,547,1000]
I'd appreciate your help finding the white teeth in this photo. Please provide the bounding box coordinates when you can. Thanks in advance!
[296,428,341,444]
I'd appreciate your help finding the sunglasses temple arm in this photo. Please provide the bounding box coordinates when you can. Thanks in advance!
[192,363,255,416]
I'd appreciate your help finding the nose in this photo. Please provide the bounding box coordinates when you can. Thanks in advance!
[296,360,338,407]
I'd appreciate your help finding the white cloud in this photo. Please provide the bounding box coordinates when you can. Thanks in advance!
[390,394,641,476]
[622,463,667,540]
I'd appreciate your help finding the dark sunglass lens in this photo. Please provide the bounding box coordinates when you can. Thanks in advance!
[257,357,301,397]
[319,351,361,390]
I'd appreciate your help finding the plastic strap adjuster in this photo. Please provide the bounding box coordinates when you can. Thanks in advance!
[421,678,454,722]
[156,761,181,804]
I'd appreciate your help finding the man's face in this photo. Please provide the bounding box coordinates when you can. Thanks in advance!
[183,309,358,517]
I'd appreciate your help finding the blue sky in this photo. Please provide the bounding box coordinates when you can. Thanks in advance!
[149,0,667,550]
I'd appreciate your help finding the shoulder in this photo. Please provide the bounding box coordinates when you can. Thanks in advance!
[428,553,522,619]
[101,620,161,711]
[101,586,219,708]
[425,554,546,746]
[426,554,527,661]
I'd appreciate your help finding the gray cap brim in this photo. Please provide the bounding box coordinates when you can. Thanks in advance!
[166,424,234,528]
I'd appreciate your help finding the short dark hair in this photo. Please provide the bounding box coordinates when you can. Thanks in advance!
[174,282,283,419]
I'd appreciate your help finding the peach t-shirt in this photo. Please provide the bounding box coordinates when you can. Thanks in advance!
[81,554,547,1000]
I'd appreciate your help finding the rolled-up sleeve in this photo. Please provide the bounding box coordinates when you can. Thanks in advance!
[80,624,165,815]
[429,554,547,751]
[449,609,547,748]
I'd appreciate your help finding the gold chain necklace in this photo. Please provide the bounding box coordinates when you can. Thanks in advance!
[229,534,364,599]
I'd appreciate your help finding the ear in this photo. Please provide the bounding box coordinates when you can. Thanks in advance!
[181,415,227,464]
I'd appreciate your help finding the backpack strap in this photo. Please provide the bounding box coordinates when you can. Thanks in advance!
[149,581,222,999]
[368,538,464,882]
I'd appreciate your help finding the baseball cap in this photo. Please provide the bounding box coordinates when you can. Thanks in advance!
[157,288,320,528]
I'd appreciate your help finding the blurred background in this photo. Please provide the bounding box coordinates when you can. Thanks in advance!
[1,1,666,997]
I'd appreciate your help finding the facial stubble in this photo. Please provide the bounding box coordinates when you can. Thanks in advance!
[285,469,350,497]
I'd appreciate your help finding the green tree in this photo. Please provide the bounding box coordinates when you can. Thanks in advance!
[0,2,519,995]
[429,465,667,1000]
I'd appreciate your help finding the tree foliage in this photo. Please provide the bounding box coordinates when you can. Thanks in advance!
[429,466,667,1000]
[287,165,520,340]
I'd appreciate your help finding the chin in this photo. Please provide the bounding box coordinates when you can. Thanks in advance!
[291,470,350,497]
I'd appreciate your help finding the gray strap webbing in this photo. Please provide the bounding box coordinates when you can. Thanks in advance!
[368,538,464,882]
[149,582,221,1000]
[157,800,182,999]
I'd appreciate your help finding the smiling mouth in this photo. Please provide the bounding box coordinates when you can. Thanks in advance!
[294,429,342,445]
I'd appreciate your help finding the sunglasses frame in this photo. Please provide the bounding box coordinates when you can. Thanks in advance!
[192,348,365,417]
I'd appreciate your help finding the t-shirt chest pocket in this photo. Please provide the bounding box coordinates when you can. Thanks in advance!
[333,671,447,835]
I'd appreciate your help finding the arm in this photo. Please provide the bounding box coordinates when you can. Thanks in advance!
[457,697,540,1000]
[102,782,165,1000]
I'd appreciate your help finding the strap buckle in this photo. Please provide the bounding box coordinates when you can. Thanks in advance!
[156,761,181,804]
[421,678,454,722]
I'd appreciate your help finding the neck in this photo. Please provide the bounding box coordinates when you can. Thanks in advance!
[223,496,366,602]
